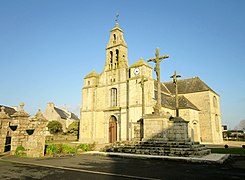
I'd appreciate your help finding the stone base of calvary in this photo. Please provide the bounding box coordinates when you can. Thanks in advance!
[103,115,210,157]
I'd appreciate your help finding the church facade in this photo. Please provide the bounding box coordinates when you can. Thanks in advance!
[79,23,223,144]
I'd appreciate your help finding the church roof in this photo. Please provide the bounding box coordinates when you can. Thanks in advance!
[84,70,99,79]
[158,94,199,111]
[163,77,218,95]
[130,57,152,68]
[0,105,17,116]
[154,80,172,95]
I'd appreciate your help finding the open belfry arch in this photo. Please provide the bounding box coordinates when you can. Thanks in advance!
[79,22,223,144]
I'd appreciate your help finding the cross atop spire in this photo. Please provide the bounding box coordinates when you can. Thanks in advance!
[115,13,119,22]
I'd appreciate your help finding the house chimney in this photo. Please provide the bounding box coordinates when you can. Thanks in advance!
[48,102,55,109]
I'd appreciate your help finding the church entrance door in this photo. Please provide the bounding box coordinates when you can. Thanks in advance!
[109,116,117,143]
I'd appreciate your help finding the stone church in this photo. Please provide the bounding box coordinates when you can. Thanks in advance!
[79,22,223,144]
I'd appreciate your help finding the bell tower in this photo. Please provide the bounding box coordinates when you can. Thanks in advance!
[105,23,128,71]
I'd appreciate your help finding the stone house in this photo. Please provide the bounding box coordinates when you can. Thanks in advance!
[43,102,79,132]
[79,22,223,144]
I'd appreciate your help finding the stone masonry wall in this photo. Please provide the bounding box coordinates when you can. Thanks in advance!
[0,104,48,157]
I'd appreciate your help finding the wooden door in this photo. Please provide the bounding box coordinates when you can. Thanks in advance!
[109,116,117,143]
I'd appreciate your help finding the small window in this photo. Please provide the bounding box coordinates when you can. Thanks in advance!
[213,96,217,107]
[215,114,219,132]
[113,34,116,41]
[88,81,90,86]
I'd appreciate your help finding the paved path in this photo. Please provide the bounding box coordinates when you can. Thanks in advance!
[1,153,245,179]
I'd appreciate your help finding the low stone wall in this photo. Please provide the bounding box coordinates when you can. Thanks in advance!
[46,135,78,141]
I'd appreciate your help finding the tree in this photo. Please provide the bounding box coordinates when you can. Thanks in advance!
[47,121,63,134]
[67,121,79,135]
[238,120,245,130]
[235,120,245,131]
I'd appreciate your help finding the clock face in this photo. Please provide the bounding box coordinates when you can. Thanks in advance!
[134,68,140,75]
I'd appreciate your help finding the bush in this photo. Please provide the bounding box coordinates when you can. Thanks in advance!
[61,144,77,154]
[46,144,62,155]
[45,143,95,156]
[77,142,96,152]
[46,144,77,156]
[77,144,90,152]
[15,146,26,157]
[47,121,63,134]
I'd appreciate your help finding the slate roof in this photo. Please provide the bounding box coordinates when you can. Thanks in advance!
[54,107,79,120]
[154,80,172,95]
[154,92,199,111]
[0,105,17,116]
[70,113,79,120]
[163,77,218,95]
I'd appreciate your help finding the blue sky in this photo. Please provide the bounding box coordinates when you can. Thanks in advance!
[0,0,244,129]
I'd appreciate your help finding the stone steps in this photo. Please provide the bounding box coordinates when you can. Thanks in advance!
[102,141,211,157]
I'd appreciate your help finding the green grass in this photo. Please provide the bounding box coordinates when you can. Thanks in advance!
[45,143,95,156]
[211,148,245,155]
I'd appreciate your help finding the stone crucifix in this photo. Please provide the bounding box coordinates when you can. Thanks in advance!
[148,48,169,115]
[170,70,181,117]
[139,76,148,117]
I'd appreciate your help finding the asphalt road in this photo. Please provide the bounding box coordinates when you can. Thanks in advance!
[0,154,245,180]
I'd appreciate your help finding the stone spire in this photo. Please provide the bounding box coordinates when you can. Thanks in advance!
[12,102,30,118]
[33,109,47,121]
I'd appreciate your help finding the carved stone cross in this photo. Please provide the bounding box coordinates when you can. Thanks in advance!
[170,70,181,117]
[139,76,148,117]
[148,48,169,115]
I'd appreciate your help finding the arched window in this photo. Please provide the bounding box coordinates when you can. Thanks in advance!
[113,34,116,41]
[109,51,113,69]
[115,49,119,68]
[111,88,117,107]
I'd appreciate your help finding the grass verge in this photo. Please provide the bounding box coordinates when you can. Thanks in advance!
[210,148,245,155]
